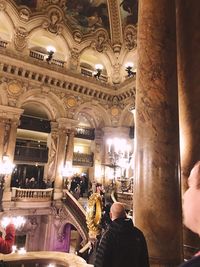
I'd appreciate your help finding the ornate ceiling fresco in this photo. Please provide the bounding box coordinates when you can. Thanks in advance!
[13,0,138,39]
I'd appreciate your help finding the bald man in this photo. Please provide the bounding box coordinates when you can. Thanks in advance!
[94,202,149,267]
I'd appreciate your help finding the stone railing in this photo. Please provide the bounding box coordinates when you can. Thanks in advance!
[11,188,53,208]
[12,188,53,201]
[0,251,93,267]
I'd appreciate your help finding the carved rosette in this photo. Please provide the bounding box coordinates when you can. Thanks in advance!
[14,27,28,51]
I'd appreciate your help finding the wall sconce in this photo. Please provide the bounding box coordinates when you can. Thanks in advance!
[125,62,136,77]
[94,64,103,79]
[46,46,56,64]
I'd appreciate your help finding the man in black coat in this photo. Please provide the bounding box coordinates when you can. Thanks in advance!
[94,202,149,267]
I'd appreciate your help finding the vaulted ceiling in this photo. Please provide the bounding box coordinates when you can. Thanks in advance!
[0,0,138,85]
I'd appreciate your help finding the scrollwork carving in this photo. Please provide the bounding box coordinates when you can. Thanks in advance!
[14,27,28,51]
[124,25,137,51]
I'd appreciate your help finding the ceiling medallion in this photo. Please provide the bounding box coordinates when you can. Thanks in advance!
[66,97,77,108]
[7,82,22,95]
[111,107,119,117]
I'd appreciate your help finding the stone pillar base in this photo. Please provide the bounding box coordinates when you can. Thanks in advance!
[2,191,12,210]
[53,191,63,200]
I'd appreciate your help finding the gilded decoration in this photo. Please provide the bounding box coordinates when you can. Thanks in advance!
[66,97,77,108]
[7,82,22,95]
[111,106,119,117]
[86,193,102,238]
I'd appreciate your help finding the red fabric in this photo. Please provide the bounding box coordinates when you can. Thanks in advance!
[0,223,15,254]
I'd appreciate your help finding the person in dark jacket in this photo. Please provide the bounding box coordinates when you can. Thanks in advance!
[94,202,149,267]
[0,223,15,254]
[179,161,200,267]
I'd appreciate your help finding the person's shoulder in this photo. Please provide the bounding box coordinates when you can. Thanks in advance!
[179,256,200,267]
[132,226,147,239]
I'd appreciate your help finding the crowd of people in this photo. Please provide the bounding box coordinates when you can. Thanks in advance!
[11,177,53,189]
[2,162,200,267]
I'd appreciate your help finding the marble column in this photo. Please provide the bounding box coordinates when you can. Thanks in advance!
[176,0,200,258]
[92,129,104,184]
[0,119,6,160]
[54,125,68,200]
[65,129,75,163]
[134,1,182,266]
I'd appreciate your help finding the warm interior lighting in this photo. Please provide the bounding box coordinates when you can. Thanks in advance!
[1,216,26,229]
[18,247,26,255]
[94,63,103,79]
[106,137,132,183]
[125,62,136,77]
[0,154,15,175]
[46,46,56,63]
[62,161,73,177]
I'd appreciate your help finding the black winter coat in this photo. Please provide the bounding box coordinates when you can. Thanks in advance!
[94,217,149,267]
[179,256,200,267]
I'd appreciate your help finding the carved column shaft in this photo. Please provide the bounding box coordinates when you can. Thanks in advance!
[65,130,75,162]
[177,0,200,258]
[134,0,182,266]
[54,127,68,197]
[0,119,6,160]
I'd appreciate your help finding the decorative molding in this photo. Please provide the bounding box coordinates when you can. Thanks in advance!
[108,0,123,54]
[124,25,137,51]
[14,27,28,51]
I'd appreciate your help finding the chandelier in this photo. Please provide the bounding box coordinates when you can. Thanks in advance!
[106,138,132,184]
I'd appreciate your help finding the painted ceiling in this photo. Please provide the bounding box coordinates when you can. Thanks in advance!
[13,0,138,37]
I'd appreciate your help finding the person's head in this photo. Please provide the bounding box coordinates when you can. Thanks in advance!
[110,202,126,221]
[183,161,200,235]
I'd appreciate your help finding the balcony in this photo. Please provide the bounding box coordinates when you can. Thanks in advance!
[29,50,65,68]
[73,152,94,167]
[14,144,48,163]
[19,115,51,133]
[11,188,53,208]
[75,127,95,140]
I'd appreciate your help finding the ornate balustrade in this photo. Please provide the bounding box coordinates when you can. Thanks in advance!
[0,40,8,48]
[75,127,95,140]
[11,188,53,208]
[29,50,65,68]
[73,152,94,167]
[0,251,93,267]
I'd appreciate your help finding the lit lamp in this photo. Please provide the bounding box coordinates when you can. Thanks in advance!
[61,161,73,190]
[94,64,103,79]
[125,62,136,77]
[0,155,15,211]
[46,45,56,64]
[106,138,132,185]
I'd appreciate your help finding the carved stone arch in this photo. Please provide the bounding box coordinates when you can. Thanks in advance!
[16,88,66,120]
[0,82,9,105]
[57,218,87,246]
[0,4,15,42]
[79,46,112,79]
[28,27,70,61]
[119,103,135,127]
[74,102,111,128]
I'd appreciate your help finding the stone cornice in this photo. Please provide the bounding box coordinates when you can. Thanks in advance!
[0,50,136,103]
